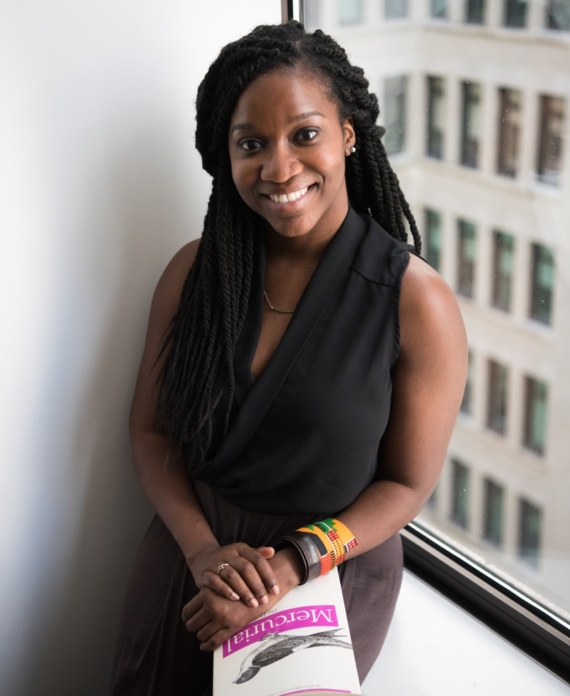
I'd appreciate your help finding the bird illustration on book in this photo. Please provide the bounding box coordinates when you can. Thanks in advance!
[233,628,352,684]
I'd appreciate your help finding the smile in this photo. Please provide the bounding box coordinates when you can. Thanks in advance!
[267,187,310,204]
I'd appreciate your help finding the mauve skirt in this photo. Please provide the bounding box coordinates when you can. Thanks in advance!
[109,481,403,696]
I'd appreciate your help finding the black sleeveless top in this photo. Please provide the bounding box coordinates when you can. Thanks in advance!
[190,208,410,515]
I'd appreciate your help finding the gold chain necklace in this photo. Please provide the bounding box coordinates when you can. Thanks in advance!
[263,290,296,315]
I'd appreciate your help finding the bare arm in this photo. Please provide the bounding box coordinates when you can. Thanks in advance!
[130,241,288,609]
[337,254,468,552]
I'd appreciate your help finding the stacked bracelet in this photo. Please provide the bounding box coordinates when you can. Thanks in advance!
[277,518,358,585]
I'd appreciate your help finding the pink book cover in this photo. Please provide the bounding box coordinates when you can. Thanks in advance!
[213,568,361,696]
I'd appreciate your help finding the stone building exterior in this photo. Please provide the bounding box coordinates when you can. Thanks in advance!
[306,0,570,613]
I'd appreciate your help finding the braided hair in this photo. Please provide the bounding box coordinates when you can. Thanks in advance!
[157,21,421,460]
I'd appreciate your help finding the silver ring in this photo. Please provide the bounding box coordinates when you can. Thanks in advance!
[216,563,230,575]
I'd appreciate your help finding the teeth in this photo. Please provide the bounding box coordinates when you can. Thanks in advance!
[269,187,309,203]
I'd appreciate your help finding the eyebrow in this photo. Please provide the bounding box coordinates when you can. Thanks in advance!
[230,110,325,135]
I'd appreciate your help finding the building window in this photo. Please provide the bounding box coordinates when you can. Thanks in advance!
[430,0,448,18]
[339,0,363,25]
[451,460,470,529]
[518,499,542,568]
[523,377,549,455]
[384,75,407,155]
[546,0,570,30]
[385,0,408,19]
[465,0,485,24]
[491,231,515,312]
[504,0,528,27]
[460,350,473,415]
[536,95,566,186]
[303,0,320,29]
[426,76,446,159]
[487,360,509,435]
[457,219,476,298]
[424,208,442,271]
[529,243,555,325]
[460,82,481,168]
[483,479,505,547]
[497,88,521,177]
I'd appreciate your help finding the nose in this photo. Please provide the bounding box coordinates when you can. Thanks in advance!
[260,142,303,182]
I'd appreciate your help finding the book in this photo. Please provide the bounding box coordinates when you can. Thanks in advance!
[213,568,361,696]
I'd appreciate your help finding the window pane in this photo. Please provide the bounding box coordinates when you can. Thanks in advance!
[518,499,543,568]
[430,0,448,18]
[546,0,570,30]
[460,350,473,414]
[451,460,470,529]
[466,0,485,24]
[536,95,566,186]
[529,243,555,325]
[424,208,442,271]
[504,0,528,27]
[303,0,321,29]
[426,75,446,159]
[483,479,505,547]
[487,360,509,435]
[523,377,549,455]
[339,0,362,25]
[384,75,407,154]
[461,82,481,168]
[491,231,515,312]
[497,88,521,177]
[385,0,408,19]
[457,219,476,298]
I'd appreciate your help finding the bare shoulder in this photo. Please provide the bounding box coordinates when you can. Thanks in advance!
[399,254,467,366]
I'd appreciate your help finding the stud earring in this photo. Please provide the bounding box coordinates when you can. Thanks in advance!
[350,146,356,154]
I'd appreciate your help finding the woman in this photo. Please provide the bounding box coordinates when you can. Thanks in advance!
[110,21,467,696]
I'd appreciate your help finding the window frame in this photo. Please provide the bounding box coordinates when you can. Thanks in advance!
[290,0,570,683]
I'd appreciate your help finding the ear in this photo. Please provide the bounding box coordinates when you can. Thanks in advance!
[342,118,356,156]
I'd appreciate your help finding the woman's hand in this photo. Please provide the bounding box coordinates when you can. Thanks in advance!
[183,546,305,651]
[189,543,280,608]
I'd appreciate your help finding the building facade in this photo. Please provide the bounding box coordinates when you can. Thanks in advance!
[306,0,570,614]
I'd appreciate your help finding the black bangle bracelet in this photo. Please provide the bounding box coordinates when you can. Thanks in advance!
[276,532,322,584]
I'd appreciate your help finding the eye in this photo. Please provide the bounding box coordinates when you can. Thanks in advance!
[238,138,263,152]
[296,128,319,143]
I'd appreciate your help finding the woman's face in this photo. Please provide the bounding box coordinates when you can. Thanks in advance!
[228,65,355,243]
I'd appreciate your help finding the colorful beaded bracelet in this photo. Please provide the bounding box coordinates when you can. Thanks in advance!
[277,518,358,584]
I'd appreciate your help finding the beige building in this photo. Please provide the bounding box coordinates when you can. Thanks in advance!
[307,0,570,614]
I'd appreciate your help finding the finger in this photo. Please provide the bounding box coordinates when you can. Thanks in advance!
[215,564,262,608]
[199,626,236,652]
[181,594,203,624]
[202,572,241,601]
[234,550,280,598]
[255,546,275,559]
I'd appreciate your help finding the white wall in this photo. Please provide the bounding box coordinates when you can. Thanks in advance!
[0,2,280,695]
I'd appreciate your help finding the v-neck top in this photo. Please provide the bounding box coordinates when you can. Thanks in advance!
[189,208,411,515]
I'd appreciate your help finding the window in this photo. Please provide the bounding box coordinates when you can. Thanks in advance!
[504,0,528,27]
[497,88,521,177]
[430,0,447,18]
[460,350,473,415]
[546,0,570,30]
[457,219,476,298]
[487,360,508,435]
[339,0,363,25]
[460,82,481,168]
[465,0,485,24]
[451,460,470,529]
[518,499,542,568]
[491,231,515,312]
[384,75,407,155]
[426,76,445,159]
[303,0,320,29]
[483,479,505,547]
[536,95,566,186]
[424,208,442,271]
[385,0,408,19]
[523,377,548,455]
[529,243,555,325]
